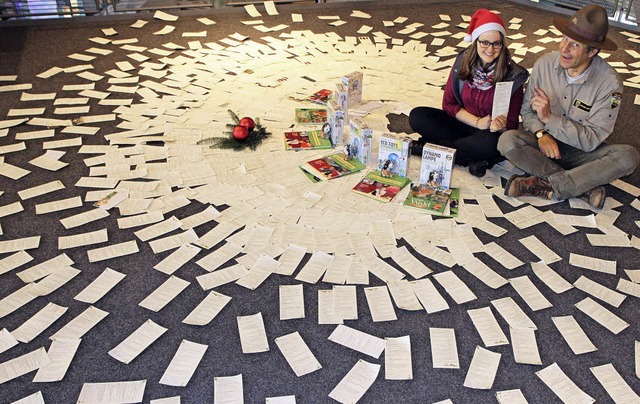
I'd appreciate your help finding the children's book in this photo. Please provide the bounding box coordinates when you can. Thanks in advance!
[419,143,456,189]
[377,133,411,178]
[352,170,411,203]
[300,152,366,182]
[403,183,459,217]
[295,108,327,125]
[284,130,332,150]
[305,89,333,105]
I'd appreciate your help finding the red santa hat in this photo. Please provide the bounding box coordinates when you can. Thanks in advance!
[464,9,506,43]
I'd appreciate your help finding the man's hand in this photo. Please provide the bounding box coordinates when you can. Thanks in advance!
[530,86,552,124]
[538,133,560,159]
[490,115,506,132]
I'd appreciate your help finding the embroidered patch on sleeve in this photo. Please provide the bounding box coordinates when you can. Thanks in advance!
[610,92,622,109]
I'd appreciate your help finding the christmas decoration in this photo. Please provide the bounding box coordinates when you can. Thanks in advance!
[239,117,255,132]
[232,125,249,140]
[198,110,271,151]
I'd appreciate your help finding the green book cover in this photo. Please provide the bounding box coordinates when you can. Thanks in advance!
[403,183,459,217]
[300,152,366,182]
[352,170,411,203]
[294,108,327,125]
[285,130,332,150]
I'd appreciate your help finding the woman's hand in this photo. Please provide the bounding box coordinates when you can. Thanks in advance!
[490,115,507,132]
[477,115,491,130]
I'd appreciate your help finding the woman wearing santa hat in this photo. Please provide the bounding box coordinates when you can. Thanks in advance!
[409,9,529,177]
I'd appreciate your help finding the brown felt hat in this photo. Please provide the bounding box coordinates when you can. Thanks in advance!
[553,5,617,51]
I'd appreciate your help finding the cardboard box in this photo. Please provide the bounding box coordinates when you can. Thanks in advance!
[418,142,456,189]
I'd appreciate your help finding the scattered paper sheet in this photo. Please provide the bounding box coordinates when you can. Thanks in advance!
[49,305,108,340]
[11,302,67,343]
[328,324,386,358]
[430,328,459,368]
[214,374,243,403]
[139,275,189,312]
[275,331,322,377]
[159,340,207,387]
[467,307,509,347]
[279,284,305,320]
[573,275,626,307]
[569,253,617,274]
[182,290,231,326]
[463,346,501,389]
[87,239,139,263]
[495,389,528,404]
[510,327,541,365]
[74,267,125,304]
[77,380,146,403]
[0,347,50,384]
[590,363,640,402]
[536,363,594,404]
[491,297,537,330]
[552,316,597,355]
[433,270,477,304]
[237,312,269,353]
[0,328,19,354]
[575,297,629,334]
[530,261,573,294]
[33,338,81,382]
[519,235,561,264]
[0,250,33,276]
[411,278,449,313]
[385,335,412,380]
[364,286,397,322]
[509,275,552,311]
[109,319,167,364]
[11,391,45,404]
[328,359,380,403]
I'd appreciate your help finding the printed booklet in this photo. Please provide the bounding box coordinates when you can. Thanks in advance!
[294,108,327,125]
[284,130,332,150]
[305,89,333,105]
[352,170,411,203]
[403,183,460,217]
[300,152,366,182]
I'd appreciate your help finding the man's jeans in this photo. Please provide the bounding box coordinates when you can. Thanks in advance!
[498,129,639,199]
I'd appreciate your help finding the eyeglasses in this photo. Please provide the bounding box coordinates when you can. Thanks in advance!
[478,40,503,49]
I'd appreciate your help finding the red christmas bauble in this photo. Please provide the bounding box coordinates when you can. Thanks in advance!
[232,125,249,141]
[239,117,255,132]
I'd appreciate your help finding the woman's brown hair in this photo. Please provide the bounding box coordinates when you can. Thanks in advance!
[458,33,511,84]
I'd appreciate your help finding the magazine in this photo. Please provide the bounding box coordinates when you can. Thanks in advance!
[300,152,366,182]
[403,183,459,217]
[352,170,411,203]
[295,108,327,125]
[284,130,332,150]
[305,89,333,105]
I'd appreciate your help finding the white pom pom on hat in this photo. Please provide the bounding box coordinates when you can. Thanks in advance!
[463,9,506,43]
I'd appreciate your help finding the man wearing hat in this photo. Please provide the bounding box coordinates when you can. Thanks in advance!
[498,5,639,209]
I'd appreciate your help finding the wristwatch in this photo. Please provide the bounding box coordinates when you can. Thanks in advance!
[535,129,549,139]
